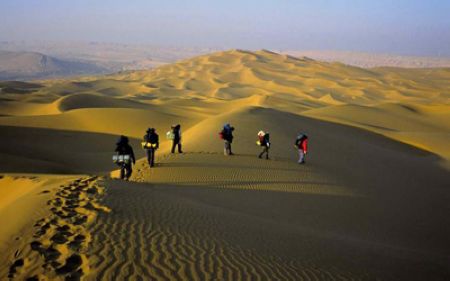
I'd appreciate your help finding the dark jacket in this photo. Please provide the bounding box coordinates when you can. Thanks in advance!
[172,125,181,143]
[115,138,136,163]
[144,132,159,148]
[222,126,234,142]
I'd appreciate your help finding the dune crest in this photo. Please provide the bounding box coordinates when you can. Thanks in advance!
[1,49,448,165]
[1,49,450,280]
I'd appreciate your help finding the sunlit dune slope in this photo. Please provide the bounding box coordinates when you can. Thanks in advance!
[0,49,449,169]
[1,50,450,280]
[303,103,450,161]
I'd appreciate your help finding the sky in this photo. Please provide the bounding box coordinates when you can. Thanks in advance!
[1,0,449,56]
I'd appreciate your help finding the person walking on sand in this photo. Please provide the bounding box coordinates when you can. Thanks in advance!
[220,123,235,156]
[257,130,270,160]
[143,128,159,167]
[114,135,136,180]
[295,133,308,164]
[168,124,183,154]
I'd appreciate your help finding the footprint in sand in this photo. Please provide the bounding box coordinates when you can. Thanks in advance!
[8,258,24,278]
[9,176,107,280]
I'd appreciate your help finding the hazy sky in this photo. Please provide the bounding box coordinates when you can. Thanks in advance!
[1,0,449,56]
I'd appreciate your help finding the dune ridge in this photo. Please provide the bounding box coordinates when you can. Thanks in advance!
[1,49,448,165]
[1,49,449,280]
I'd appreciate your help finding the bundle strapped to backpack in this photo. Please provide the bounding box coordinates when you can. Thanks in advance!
[113,154,131,164]
[257,131,270,146]
[166,131,175,140]
[141,142,158,149]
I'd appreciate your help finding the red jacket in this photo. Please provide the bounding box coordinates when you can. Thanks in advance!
[301,138,308,153]
[296,137,308,153]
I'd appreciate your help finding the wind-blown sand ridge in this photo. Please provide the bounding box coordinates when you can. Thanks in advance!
[0,49,449,280]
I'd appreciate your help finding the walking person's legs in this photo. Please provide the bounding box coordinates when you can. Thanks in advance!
[259,146,269,159]
[258,147,265,158]
[120,165,125,179]
[146,149,152,166]
[224,141,230,155]
[125,163,132,180]
[171,141,176,153]
[150,148,155,167]
[177,142,182,153]
[298,150,305,164]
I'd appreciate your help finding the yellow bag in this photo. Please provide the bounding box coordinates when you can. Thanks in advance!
[141,142,158,149]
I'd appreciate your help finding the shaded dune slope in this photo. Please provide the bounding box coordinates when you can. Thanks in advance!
[0,49,449,280]
[0,125,144,174]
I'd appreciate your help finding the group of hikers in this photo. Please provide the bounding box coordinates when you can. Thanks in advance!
[114,123,308,180]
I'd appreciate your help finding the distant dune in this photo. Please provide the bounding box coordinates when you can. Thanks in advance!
[284,50,450,68]
[0,41,219,75]
[1,49,449,280]
[0,51,108,80]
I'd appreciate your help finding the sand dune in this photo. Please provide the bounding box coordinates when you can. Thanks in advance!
[0,51,108,81]
[0,125,144,174]
[284,50,450,68]
[1,49,449,280]
[0,176,110,280]
[303,103,450,166]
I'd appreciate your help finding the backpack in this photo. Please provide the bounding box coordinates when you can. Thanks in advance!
[258,134,265,143]
[166,131,175,140]
[146,133,158,144]
[296,134,308,148]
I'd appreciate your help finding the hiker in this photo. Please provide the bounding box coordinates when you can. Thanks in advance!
[143,128,159,167]
[220,123,235,155]
[114,135,136,180]
[295,133,308,164]
[167,124,183,153]
[257,130,270,159]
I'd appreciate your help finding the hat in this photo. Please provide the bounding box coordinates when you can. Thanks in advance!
[117,135,129,144]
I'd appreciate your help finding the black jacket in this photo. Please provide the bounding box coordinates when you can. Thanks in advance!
[222,127,234,142]
[172,125,181,143]
[115,143,135,163]
[144,132,159,147]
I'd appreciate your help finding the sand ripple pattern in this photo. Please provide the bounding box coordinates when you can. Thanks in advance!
[87,179,368,281]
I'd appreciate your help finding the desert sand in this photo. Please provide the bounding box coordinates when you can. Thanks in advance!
[0,50,449,280]
[284,50,450,68]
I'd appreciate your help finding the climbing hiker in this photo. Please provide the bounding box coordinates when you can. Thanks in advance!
[114,135,136,180]
[142,128,159,167]
[167,124,183,154]
[219,123,235,156]
[294,133,308,164]
[257,130,270,159]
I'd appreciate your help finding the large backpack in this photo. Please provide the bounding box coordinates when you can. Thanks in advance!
[166,131,175,140]
[148,133,158,144]
[258,134,265,143]
[296,134,307,148]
